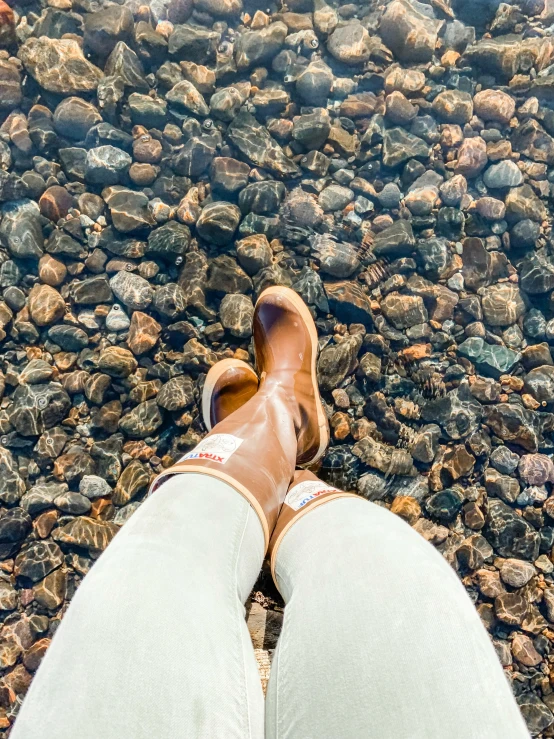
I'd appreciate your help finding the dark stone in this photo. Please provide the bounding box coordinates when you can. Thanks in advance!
[207,255,252,295]
[324,281,373,326]
[168,24,219,63]
[373,220,415,258]
[0,201,43,260]
[84,5,134,58]
[196,202,241,246]
[14,541,64,583]
[10,383,71,437]
[104,42,148,91]
[238,182,286,215]
[425,489,463,522]
[0,508,32,560]
[228,111,301,178]
[382,128,431,169]
[486,499,540,561]
[147,222,191,260]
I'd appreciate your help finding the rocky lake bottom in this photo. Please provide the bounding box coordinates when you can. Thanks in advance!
[4,0,554,733]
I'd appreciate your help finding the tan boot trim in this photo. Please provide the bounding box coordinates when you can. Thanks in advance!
[269,492,359,583]
[150,466,271,553]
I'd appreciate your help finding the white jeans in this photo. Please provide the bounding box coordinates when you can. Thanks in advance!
[12,474,529,738]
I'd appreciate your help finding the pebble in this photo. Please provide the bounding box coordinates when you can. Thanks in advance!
[483,161,524,189]
[18,37,104,95]
[327,23,371,65]
[110,271,154,311]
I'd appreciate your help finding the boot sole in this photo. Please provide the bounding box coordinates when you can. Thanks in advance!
[256,286,330,466]
[202,358,259,431]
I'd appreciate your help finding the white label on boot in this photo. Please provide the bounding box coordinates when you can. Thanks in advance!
[284,480,340,511]
[180,434,244,464]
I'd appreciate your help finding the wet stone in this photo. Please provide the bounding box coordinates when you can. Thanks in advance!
[327,23,372,65]
[110,271,153,311]
[318,185,353,213]
[119,400,163,438]
[156,375,194,412]
[106,305,131,332]
[0,200,44,260]
[228,111,300,178]
[0,581,18,611]
[235,23,287,70]
[524,366,554,405]
[519,454,554,486]
[481,284,526,327]
[219,294,254,338]
[18,37,104,95]
[28,285,65,327]
[381,293,427,330]
[382,128,431,169]
[473,90,515,125]
[295,61,333,106]
[104,42,148,91]
[80,475,113,500]
[432,91,474,125]
[196,202,241,246]
[33,570,66,610]
[52,517,118,555]
[483,161,523,189]
[495,591,528,626]
[49,326,88,352]
[84,5,134,58]
[239,182,286,216]
[10,383,71,437]
[128,312,162,355]
[485,499,540,560]
[516,694,554,736]
[318,334,363,392]
[312,237,359,279]
[456,137,488,178]
[147,222,191,260]
[379,0,441,62]
[54,492,92,516]
[292,110,330,150]
[14,541,64,583]
[39,186,75,223]
[103,186,155,233]
[85,146,131,186]
[211,158,250,194]
[500,558,536,588]
[425,490,463,523]
[167,80,209,117]
[98,346,138,378]
[113,461,150,506]
[0,508,32,560]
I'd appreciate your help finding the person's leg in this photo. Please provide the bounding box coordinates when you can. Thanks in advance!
[12,474,265,739]
[266,493,530,739]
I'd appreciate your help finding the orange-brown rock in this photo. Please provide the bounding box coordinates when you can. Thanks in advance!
[38,254,67,287]
[38,186,75,222]
[22,639,51,672]
[33,510,58,539]
[28,284,65,326]
[391,496,421,525]
[127,311,162,355]
[0,0,15,48]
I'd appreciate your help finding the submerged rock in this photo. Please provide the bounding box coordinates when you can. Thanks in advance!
[18,37,104,95]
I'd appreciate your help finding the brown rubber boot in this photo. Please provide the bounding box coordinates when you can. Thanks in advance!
[149,286,329,552]
[201,358,258,431]
[253,286,329,466]
[267,470,358,581]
